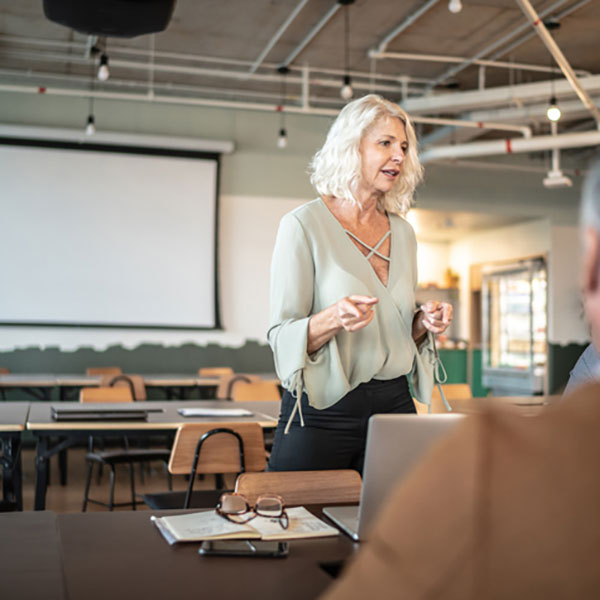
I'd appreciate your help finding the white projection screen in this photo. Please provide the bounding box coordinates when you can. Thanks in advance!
[1,140,220,329]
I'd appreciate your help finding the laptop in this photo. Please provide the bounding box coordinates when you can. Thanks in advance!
[51,406,163,421]
[324,413,465,541]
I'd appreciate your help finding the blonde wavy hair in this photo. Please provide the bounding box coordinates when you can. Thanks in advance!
[309,94,423,216]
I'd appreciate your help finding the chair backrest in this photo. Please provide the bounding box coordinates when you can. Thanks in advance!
[168,422,266,475]
[79,386,133,403]
[216,373,261,400]
[235,470,362,507]
[86,367,122,376]
[198,366,234,377]
[231,380,281,402]
[100,374,147,401]
[415,383,474,414]
[0,367,10,374]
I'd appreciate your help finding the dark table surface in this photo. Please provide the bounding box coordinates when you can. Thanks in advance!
[0,508,357,600]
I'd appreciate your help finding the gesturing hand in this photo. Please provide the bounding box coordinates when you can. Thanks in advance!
[336,295,379,332]
[420,301,453,334]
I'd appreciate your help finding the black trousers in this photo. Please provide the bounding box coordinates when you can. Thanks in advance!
[267,375,416,474]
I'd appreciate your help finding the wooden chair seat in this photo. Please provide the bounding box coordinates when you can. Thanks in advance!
[234,469,362,507]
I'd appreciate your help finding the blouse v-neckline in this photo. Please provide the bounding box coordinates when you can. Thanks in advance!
[319,198,394,289]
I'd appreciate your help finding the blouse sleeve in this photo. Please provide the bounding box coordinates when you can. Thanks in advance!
[267,213,314,394]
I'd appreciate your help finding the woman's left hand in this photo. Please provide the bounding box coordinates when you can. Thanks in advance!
[420,301,453,334]
[412,301,453,341]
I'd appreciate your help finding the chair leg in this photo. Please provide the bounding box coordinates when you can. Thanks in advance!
[108,466,116,511]
[129,461,137,511]
[82,460,94,512]
[166,466,172,491]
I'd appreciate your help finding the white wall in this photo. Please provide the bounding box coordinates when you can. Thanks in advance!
[416,242,451,287]
[548,226,589,344]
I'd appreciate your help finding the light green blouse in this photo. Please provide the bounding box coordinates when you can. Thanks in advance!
[268,198,435,428]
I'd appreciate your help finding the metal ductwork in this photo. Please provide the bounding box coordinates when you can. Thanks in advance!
[420,130,600,163]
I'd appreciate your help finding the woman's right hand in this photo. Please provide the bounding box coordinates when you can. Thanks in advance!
[335,295,379,332]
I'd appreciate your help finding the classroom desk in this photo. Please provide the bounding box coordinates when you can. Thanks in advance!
[0,508,354,600]
[28,400,281,511]
[0,373,261,401]
[0,402,27,510]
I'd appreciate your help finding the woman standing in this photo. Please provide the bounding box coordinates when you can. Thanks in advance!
[268,94,452,473]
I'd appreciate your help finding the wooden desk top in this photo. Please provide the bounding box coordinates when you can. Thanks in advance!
[57,510,353,600]
[0,402,29,431]
[27,400,280,431]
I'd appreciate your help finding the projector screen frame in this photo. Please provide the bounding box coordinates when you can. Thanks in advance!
[0,136,223,331]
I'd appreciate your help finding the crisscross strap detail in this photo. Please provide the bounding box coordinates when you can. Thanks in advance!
[344,229,391,262]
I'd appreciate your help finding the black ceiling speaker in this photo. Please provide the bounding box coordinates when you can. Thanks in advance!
[43,0,177,38]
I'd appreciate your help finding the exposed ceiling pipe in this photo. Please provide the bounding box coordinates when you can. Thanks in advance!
[249,0,310,73]
[420,129,600,162]
[404,74,600,115]
[369,50,590,77]
[424,0,573,91]
[0,33,434,85]
[416,115,531,137]
[0,52,409,95]
[0,82,535,136]
[372,0,440,54]
[488,0,592,62]
[280,2,341,67]
[515,0,600,128]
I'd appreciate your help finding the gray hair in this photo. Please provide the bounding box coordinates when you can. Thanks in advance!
[309,94,423,216]
[581,157,600,232]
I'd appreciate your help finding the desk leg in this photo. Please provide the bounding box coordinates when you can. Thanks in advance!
[34,437,50,511]
[2,436,23,510]
[59,446,68,486]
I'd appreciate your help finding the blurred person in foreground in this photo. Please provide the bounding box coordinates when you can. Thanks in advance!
[322,160,600,599]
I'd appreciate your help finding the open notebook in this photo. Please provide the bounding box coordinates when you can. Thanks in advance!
[151,507,338,545]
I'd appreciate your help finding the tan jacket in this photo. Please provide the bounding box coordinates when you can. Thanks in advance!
[322,383,600,599]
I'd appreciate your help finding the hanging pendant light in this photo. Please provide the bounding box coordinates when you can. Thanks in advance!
[85,114,96,136]
[448,0,462,13]
[339,0,354,101]
[546,97,561,122]
[98,53,110,81]
[276,65,289,149]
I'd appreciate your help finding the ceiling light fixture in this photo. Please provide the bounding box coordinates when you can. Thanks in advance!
[85,61,96,136]
[85,114,96,136]
[98,53,110,81]
[448,0,462,13]
[339,0,355,101]
[276,65,289,149]
[546,97,561,122]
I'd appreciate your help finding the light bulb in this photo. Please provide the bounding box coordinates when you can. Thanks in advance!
[85,115,96,136]
[340,74,353,100]
[277,128,287,149]
[98,54,110,81]
[448,0,462,13]
[546,97,561,122]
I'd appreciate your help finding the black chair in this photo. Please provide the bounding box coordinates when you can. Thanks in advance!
[80,386,172,511]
